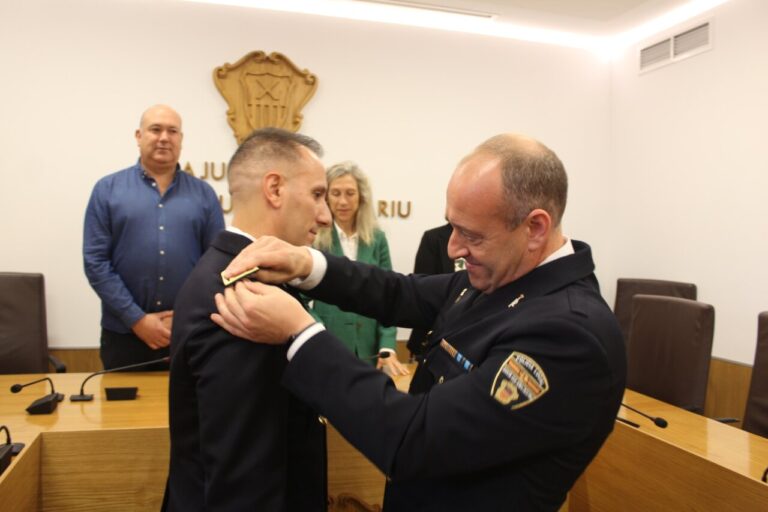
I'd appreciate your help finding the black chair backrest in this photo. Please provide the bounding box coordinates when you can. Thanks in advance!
[626,294,714,413]
[743,312,768,437]
[614,278,697,345]
[0,272,49,374]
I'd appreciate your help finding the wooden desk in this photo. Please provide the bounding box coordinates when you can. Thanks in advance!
[569,389,768,511]
[4,374,767,511]
[1,373,170,512]
[0,370,413,511]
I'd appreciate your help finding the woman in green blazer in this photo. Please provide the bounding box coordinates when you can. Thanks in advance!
[312,162,409,376]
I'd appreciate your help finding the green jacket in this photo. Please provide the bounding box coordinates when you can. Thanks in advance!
[312,228,397,361]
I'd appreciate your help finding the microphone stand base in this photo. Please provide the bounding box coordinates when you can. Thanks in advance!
[69,394,94,402]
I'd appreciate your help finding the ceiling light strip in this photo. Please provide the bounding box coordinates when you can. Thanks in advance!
[355,0,496,20]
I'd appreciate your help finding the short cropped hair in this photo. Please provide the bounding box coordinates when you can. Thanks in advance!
[227,127,323,202]
[475,134,568,228]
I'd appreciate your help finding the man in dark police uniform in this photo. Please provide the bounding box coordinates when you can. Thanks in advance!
[212,133,627,511]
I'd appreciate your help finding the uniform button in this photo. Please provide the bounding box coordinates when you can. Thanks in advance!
[159,276,164,281]
[159,250,165,255]
[156,300,162,306]
[158,203,164,208]
[151,182,157,187]
[159,226,165,230]
[438,376,445,384]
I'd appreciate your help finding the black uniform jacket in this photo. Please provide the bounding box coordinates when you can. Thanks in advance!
[164,230,326,512]
[407,223,455,353]
[283,240,626,512]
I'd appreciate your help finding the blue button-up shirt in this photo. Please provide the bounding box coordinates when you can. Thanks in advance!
[83,161,225,333]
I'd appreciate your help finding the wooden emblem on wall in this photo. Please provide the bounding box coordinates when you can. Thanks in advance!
[213,51,318,143]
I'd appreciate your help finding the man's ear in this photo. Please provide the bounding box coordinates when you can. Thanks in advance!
[135,129,141,147]
[263,171,284,208]
[525,208,552,251]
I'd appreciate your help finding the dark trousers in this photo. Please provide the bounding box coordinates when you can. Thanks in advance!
[100,328,170,371]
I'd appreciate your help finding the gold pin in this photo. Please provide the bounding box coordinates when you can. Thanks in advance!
[454,288,468,304]
[221,266,260,286]
[508,294,525,308]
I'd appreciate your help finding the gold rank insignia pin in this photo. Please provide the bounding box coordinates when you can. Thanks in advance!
[221,266,260,287]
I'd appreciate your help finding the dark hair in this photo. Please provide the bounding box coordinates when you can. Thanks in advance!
[229,127,323,170]
[475,134,568,228]
[227,127,323,200]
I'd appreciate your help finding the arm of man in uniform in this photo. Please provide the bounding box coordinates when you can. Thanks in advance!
[83,184,171,349]
[214,245,618,481]
[220,237,451,331]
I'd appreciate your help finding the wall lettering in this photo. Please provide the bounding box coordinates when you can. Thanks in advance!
[377,200,412,219]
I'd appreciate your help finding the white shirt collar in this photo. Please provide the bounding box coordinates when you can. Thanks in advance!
[538,237,574,267]
[334,221,358,242]
[334,222,359,261]
[227,226,255,242]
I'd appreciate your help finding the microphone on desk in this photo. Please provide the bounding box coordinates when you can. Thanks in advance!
[70,356,170,402]
[0,425,26,477]
[621,402,668,428]
[10,377,65,415]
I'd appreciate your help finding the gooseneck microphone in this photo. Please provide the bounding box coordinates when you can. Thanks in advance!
[1,425,26,476]
[70,357,170,402]
[621,402,668,428]
[0,424,25,456]
[10,377,65,415]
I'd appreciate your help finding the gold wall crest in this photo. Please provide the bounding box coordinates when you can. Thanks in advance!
[213,51,318,143]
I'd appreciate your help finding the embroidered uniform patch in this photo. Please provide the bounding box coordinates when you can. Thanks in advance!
[491,352,549,410]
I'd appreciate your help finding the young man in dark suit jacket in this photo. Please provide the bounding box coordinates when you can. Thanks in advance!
[163,128,331,511]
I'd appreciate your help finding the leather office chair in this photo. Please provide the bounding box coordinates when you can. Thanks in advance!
[614,278,697,345]
[0,272,66,374]
[742,312,768,437]
[626,294,714,413]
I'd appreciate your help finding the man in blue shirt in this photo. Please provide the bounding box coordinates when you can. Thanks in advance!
[83,105,225,370]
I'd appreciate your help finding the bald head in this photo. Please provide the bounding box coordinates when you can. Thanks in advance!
[139,104,182,131]
[468,133,568,228]
[135,104,183,174]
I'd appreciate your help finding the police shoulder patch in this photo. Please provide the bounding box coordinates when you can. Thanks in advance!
[491,352,549,410]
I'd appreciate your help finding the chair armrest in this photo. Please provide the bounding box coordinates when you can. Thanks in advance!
[48,354,67,373]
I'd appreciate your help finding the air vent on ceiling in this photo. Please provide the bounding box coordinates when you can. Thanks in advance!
[639,21,712,73]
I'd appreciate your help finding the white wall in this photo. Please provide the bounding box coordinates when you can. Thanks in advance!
[0,0,611,348]
[608,0,768,363]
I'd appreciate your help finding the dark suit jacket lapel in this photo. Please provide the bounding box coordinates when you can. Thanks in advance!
[211,230,253,257]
